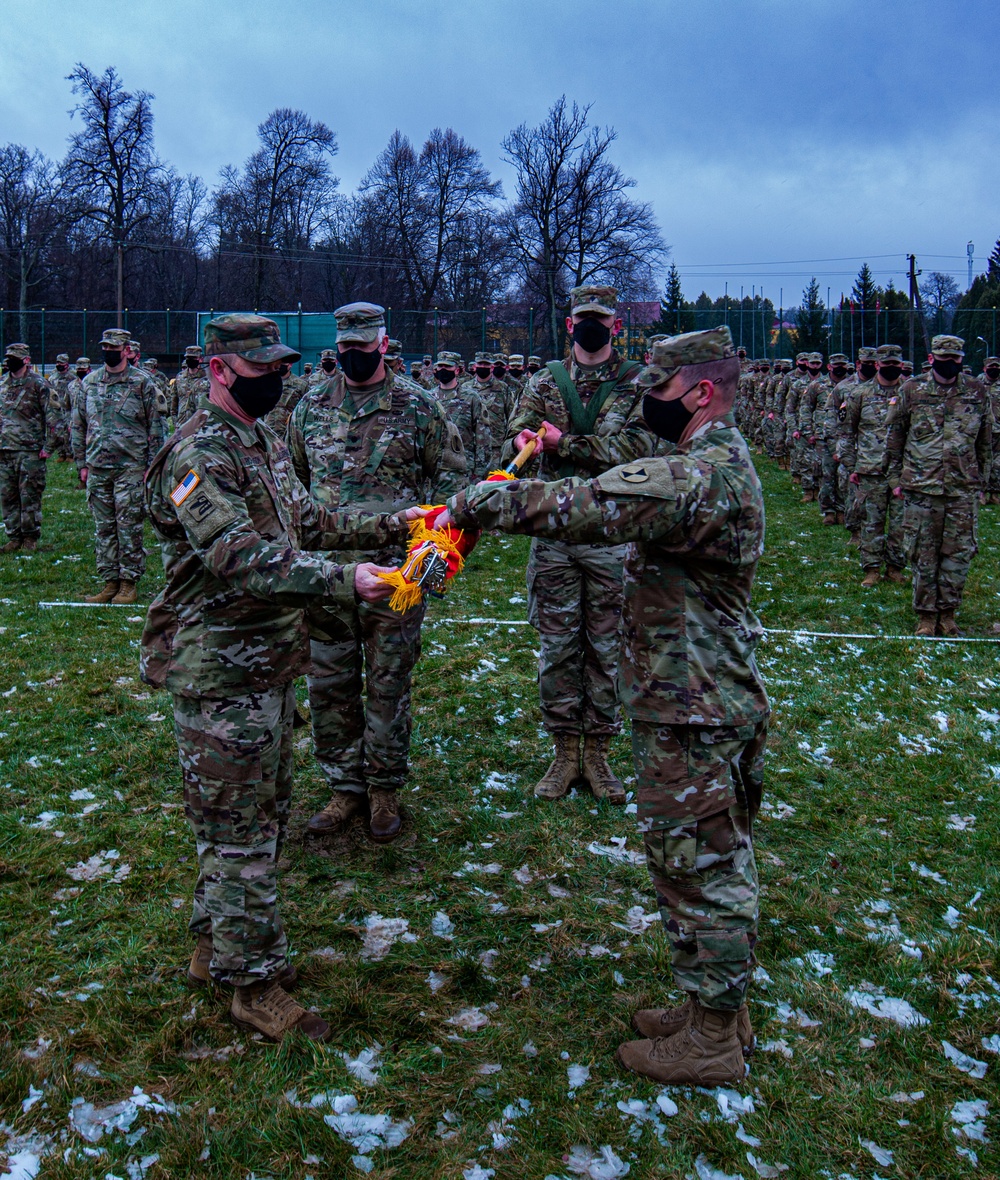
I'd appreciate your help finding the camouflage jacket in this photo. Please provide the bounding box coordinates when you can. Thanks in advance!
[885,374,993,494]
[71,363,163,470]
[839,379,899,474]
[987,380,1000,437]
[287,369,466,566]
[799,376,832,440]
[462,376,513,455]
[48,370,73,414]
[0,370,50,452]
[141,399,407,697]
[309,365,338,388]
[172,368,211,425]
[501,352,655,479]
[448,417,769,728]
[437,382,493,478]
[783,372,812,434]
[263,374,310,439]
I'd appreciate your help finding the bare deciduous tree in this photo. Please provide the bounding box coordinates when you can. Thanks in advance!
[0,145,64,337]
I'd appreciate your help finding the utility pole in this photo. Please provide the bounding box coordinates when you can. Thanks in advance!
[967,241,975,291]
[908,253,931,358]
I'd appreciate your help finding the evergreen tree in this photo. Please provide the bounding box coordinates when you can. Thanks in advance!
[851,263,877,309]
[988,238,1000,283]
[660,263,685,331]
[794,277,827,356]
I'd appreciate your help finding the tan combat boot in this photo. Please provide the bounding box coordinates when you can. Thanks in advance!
[632,995,755,1057]
[861,569,881,588]
[1,539,22,553]
[836,512,845,524]
[822,513,838,526]
[231,980,330,1043]
[306,790,366,834]
[21,538,37,553]
[85,580,119,603]
[582,735,625,805]
[883,566,907,584]
[937,610,961,637]
[848,531,861,547]
[914,611,937,637]
[802,490,816,503]
[616,1000,747,1085]
[534,734,581,800]
[111,581,137,605]
[368,787,402,843]
[188,934,298,991]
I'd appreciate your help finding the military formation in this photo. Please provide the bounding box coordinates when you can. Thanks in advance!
[735,333,994,635]
[2,296,997,1086]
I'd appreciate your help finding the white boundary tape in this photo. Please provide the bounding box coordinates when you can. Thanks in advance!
[38,602,137,609]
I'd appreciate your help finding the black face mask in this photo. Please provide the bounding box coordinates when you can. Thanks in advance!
[527,363,540,373]
[878,365,902,382]
[572,318,612,353]
[76,369,88,378]
[475,366,492,380]
[494,364,507,377]
[222,363,283,418]
[987,367,1000,380]
[859,362,877,380]
[830,365,849,380]
[932,357,962,381]
[434,368,455,384]
[4,357,24,373]
[642,386,698,444]
[338,346,383,385]
[102,350,122,368]
[796,364,808,374]
[509,367,523,378]
[185,357,200,369]
[278,363,291,378]
[321,359,336,372]
[56,363,68,372]
[807,365,822,375]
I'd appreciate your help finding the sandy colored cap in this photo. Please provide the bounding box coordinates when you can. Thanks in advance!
[334,301,385,344]
[931,334,964,356]
[422,354,432,363]
[828,353,849,364]
[5,342,29,359]
[385,339,404,359]
[570,284,618,317]
[857,347,878,361]
[184,345,203,357]
[56,353,70,363]
[410,361,421,371]
[435,351,462,366]
[204,313,300,363]
[876,344,903,362]
[75,356,90,366]
[636,325,735,389]
[474,351,492,364]
[101,328,130,349]
[508,354,524,365]
[984,356,1000,365]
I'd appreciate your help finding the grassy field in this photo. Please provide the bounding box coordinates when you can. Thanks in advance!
[0,456,998,1180]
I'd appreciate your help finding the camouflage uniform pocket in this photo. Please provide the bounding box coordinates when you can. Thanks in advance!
[175,723,263,784]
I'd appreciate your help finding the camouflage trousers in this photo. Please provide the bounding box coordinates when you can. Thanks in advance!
[631,719,767,1011]
[818,444,846,515]
[844,478,863,532]
[761,415,778,459]
[0,450,46,542]
[173,684,294,986]
[902,492,978,614]
[50,412,72,460]
[527,537,625,736]
[991,433,1000,493]
[307,597,425,795]
[856,475,905,571]
[798,440,821,492]
[86,466,147,582]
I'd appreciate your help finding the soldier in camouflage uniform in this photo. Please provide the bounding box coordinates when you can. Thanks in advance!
[982,356,1000,503]
[839,348,879,542]
[311,348,338,387]
[507,352,526,392]
[752,360,771,452]
[262,362,309,438]
[444,326,768,1086]
[48,353,74,461]
[526,354,543,376]
[461,351,513,469]
[797,352,829,501]
[71,328,164,604]
[433,350,492,476]
[503,285,656,804]
[288,303,467,842]
[172,345,211,427]
[786,353,822,496]
[0,343,51,552]
[142,313,413,1043]
[817,353,851,523]
[886,334,992,636]
[840,344,907,585]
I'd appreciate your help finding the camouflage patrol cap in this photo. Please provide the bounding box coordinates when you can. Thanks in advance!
[75,356,90,366]
[410,361,422,372]
[101,328,130,348]
[807,352,823,364]
[901,360,913,372]
[184,345,203,357]
[876,344,903,362]
[635,325,736,388]
[795,352,809,363]
[921,360,933,371]
[508,354,525,365]
[570,284,618,317]
[828,353,849,364]
[204,313,301,362]
[319,348,337,360]
[528,355,542,364]
[56,353,70,364]
[143,357,158,367]
[435,351,462,367]
[857,347,878,361]
[129,339,141,351]
[334,301,386,344]
[474,351,492,364]
[5,342,29,359]
[385,339,404,359]
[984,356,1000,365]
[422,354,432,364]
[931,334,964,356]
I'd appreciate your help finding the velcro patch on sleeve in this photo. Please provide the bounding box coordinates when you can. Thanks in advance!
[595,460,678,500]
[170,470,201,505]
[174,475,239,546]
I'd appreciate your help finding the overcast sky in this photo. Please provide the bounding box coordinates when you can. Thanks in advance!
[3,0,998,305]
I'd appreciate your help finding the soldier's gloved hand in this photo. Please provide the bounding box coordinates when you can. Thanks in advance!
[355,563,395,603]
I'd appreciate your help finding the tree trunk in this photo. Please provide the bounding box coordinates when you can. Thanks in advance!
[19,250,29,343]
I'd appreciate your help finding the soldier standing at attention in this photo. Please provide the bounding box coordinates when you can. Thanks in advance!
[526,354,543,377]
[173,345,211,427]
[0,343,51,553]
[287,303,466,842]
[504,285,654,804]
[982,356,1000,504]
[817,353,851,524]
[263,361,309,438]
[433,350,492,477]
[71,328,163,605]
[311,349,338,387]
[441,327,768,1085]
[840,344,908,586]
[462,351,512,470]
[48,353,74,461]
[886,334,992,636]
[142,313,416,1043]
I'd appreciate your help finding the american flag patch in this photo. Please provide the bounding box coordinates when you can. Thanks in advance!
[170,470,201,505]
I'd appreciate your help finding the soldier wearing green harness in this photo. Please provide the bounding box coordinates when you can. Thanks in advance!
[503,285,656,804]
